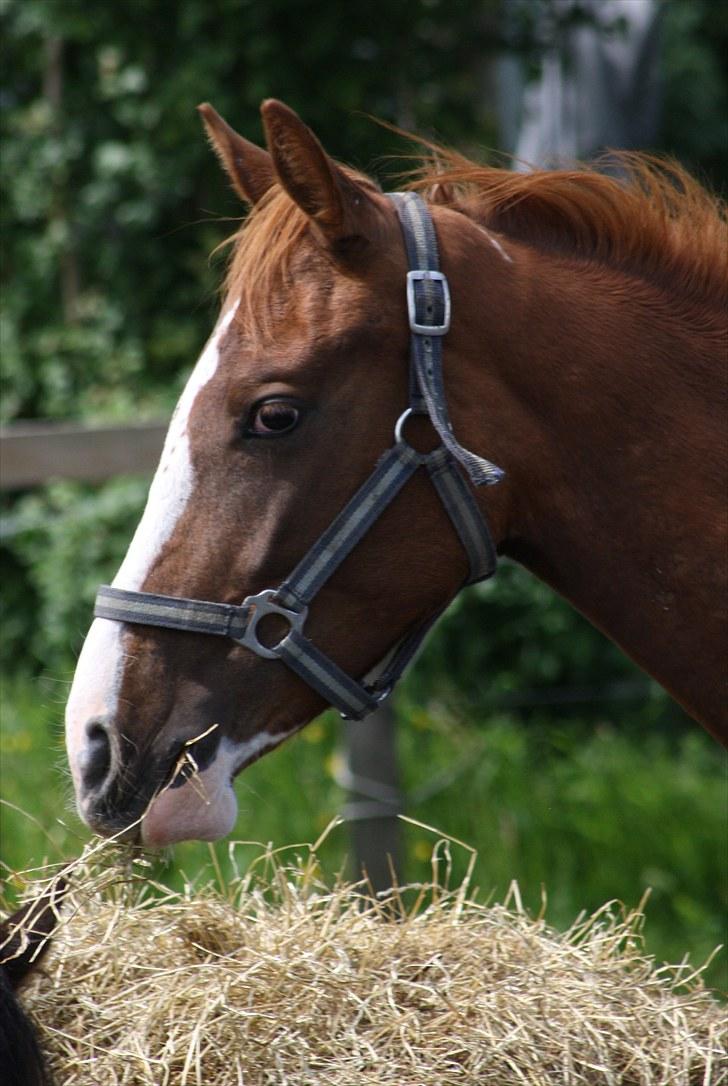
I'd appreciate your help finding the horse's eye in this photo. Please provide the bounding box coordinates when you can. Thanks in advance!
[247,399,300,437]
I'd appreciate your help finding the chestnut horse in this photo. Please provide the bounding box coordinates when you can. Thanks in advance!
[65,100,727,847]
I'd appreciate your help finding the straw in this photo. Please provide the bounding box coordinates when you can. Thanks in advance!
[5,832,725,1086]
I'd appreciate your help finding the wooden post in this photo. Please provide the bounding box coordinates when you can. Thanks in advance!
[342,701,402,894]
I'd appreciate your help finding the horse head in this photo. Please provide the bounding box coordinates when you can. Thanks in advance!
[66,99,728,845]
[65,101,509,846]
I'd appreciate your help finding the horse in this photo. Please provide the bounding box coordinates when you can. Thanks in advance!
[1,879,66,1086]
[64,99,727,848]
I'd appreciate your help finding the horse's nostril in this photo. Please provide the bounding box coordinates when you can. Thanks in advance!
[80,720,113,793]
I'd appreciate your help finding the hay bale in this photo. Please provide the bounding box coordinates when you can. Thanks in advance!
[7,843,726,1086]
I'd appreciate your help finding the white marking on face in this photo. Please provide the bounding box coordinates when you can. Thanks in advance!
[141,729,297,847]
[476,223,513,263]
[115,299,238,592]
[65,303,238,796]
[230,726,299,776]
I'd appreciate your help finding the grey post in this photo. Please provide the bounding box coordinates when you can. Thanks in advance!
[342,701,402,894]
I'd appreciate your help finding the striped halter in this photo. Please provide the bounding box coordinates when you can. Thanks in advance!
[94,193,504,720]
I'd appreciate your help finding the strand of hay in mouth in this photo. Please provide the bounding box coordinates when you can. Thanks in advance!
[6,837,726,1086]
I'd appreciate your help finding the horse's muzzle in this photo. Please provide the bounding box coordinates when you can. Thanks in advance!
[74,716,166,840]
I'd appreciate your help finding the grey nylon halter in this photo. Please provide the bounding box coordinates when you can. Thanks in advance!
[94,193,504,721]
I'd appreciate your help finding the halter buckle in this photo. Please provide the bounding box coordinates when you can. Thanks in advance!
[406,270,451,336]
[339,683,392,721]
[236,589,307,660]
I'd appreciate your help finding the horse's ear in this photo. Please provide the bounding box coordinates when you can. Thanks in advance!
[197,103,275,206]
[260,98,379,252]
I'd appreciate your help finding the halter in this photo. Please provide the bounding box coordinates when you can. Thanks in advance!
[94,194,504,721]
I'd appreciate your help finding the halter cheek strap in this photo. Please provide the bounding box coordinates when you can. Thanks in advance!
[392,192,504,487]
[93,193,504,721]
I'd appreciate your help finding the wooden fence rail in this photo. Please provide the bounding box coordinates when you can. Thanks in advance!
[0,420,168,490]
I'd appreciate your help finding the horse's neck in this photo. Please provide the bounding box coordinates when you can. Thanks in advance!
[459,234,726,735]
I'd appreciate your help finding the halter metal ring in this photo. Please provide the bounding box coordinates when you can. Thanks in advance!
[394,408,413,445]
[394,409,444,466]
[236,589,307,660]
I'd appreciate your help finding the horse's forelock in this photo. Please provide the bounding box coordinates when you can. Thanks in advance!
[221,163,387,337]
[223,187,309,336]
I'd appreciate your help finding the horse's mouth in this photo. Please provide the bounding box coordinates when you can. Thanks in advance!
[139,727,292,847]
[80,721,304,849]
[114,821,144,847]
[82,800,146,845]
[141,766,239,847]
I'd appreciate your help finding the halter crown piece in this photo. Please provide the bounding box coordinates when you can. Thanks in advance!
[94,194,504,720]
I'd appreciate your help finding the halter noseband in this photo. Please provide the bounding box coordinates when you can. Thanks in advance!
[94,194,504,721]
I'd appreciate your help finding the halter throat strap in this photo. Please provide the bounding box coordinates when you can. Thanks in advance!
[93,193,503,721]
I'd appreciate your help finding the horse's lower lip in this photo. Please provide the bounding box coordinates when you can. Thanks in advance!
[137,724,306,846]
[141,778,238,847]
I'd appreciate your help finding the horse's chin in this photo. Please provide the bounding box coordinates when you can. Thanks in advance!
[141,767,238,847]
[137,727,299,847]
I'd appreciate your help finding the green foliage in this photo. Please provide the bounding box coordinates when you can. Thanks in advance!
[4,0,722,424]
[2,0,225,423]
[0,478,148,671]
[661,0,728,187]
[0,0,502,425]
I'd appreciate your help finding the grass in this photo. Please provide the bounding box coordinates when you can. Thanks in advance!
[1,672,726,991]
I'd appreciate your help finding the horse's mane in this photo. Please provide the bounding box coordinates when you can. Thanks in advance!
[225,145,727,330]
[412,147,727,309]
[225,185,310,333]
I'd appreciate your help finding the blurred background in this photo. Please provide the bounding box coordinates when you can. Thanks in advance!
[1,0,726,988]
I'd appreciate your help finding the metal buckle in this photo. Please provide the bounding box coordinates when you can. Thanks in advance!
[339,684,391,721]
[406,270,451,336]
[236,589,307,660]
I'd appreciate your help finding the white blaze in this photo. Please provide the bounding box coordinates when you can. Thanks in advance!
[65,303,238,796]
[113,301,238,593]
